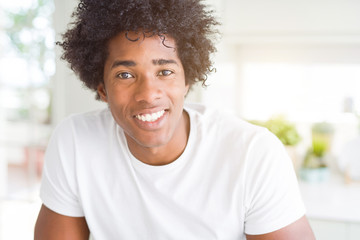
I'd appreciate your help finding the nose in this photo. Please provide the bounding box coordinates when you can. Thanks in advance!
[134,74,162,103]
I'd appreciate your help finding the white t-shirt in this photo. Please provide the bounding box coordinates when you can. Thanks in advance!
[40,103,305,240]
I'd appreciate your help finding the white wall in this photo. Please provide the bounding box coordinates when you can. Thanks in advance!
[198,0,360,114]
[220,0,360,41]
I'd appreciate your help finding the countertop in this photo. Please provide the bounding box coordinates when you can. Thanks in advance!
[299,174,360,223]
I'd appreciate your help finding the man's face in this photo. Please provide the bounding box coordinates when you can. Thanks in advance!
[99,32,189,157]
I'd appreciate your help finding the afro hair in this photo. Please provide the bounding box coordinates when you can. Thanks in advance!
[58,0,220,99]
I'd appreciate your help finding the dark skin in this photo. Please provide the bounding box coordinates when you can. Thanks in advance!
[246,216,315,240]
[97,33,190,166]
[34,205,89,240]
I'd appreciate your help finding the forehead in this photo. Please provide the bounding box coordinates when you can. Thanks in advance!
[106,32,179,61]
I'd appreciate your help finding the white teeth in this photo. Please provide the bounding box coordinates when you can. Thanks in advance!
[136,110,165,122]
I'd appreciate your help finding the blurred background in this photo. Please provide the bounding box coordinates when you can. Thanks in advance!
[0,0,360,239]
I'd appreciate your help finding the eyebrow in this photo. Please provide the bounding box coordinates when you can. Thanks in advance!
[152,59,179,66]
[111,60,136,69]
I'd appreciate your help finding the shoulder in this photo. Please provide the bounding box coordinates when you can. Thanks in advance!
[63,107,112,129]
[53,108,112,135]
[46,108,114,151]
[185,103,287,170]
[185,102,274,145]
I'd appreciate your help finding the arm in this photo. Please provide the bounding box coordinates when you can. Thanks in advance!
[246,215,315,240]
[34,204,90,240]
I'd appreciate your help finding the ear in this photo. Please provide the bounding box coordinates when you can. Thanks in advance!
[97,83,108,102]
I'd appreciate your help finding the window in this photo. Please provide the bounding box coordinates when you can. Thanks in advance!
[0,0,54,200]
[242,63,360,121]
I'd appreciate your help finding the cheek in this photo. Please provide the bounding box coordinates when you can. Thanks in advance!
[106,93,132,119]
[167,87,185,101]
[107,86,131,104]
[109,103,131,130]
[168,78,188,97]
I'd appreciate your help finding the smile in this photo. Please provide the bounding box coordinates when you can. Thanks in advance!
[135,110,165,122]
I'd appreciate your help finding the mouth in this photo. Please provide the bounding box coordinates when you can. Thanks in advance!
[134,109,166,123]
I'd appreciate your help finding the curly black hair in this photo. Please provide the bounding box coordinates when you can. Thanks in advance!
[58,0,219,99]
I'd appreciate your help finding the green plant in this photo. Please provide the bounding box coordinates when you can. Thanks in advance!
[312,140,327,158]
[250,117,301,146]
[302,122,334,169]
[303,148,327,168]
[311,122,334,156]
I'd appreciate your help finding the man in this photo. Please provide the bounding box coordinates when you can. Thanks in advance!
[35,0,315,239]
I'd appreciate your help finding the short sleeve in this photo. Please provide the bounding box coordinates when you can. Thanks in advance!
[39,118,84,217]
[243,130,306,235]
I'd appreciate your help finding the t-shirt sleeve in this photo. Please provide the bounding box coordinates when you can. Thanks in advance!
[243,130,306,235]
[39,118,84,217]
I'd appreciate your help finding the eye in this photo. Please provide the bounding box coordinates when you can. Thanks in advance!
[158,70,173,76]
[116,72,134,79]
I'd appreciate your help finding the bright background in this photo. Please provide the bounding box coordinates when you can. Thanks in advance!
[1,0,360,239]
